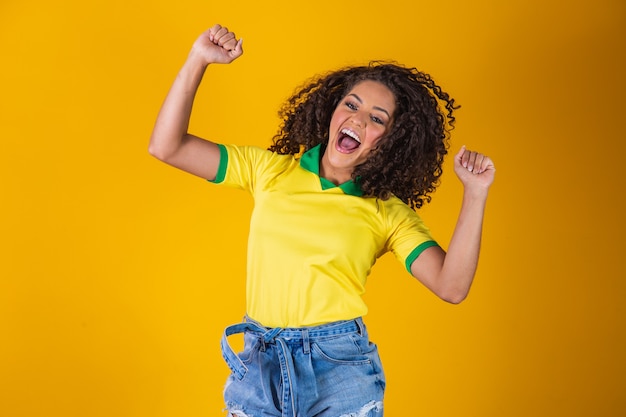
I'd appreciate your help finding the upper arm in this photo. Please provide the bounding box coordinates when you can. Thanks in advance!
[150,133,222,180]
[409,245,446,294]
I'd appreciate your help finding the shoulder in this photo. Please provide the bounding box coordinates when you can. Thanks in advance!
[377,195,432,232]
[222,144,295,168]
[379,195,420,219]
[219,144,299,187]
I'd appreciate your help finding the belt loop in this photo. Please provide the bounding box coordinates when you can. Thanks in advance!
[302,329,310,354]
[355,317,365,336]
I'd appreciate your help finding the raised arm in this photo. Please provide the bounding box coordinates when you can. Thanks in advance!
[410,146,496,304]
[148,25,243,180]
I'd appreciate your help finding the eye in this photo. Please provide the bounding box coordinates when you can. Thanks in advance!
[345,101,358,110]
[371,115,385,125]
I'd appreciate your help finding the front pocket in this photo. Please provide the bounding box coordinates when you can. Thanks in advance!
[311,335,372,365]
[237,334,262,364]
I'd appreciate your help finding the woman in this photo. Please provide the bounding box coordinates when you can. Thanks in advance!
[149,24,495,417]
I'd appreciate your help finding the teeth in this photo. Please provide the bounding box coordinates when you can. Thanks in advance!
[341,128,361,143]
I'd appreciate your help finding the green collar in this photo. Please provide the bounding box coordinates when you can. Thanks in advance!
[299,144,363,197]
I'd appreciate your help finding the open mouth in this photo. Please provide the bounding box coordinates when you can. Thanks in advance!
[337,128,361,152]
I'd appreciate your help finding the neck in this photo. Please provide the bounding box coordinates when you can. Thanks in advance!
[320,154,352,185]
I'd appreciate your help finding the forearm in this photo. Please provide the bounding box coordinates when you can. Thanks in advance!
[438,188,489,302]
[148,51,209,160]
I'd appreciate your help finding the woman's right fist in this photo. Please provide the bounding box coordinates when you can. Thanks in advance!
[191,24,243,65]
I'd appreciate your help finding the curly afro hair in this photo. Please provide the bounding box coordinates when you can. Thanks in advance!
[268,61,459,210]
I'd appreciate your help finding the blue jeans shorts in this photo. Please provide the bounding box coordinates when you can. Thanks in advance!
[221,316,385,417]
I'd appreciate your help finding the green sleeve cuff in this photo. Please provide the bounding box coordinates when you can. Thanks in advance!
[208,144,228,184]
[404,240,440,272]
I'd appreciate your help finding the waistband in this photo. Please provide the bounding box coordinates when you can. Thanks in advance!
[221,316,365,380]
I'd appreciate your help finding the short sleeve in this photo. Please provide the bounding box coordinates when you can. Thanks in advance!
[384,199,440,273]
[207,144,295,194]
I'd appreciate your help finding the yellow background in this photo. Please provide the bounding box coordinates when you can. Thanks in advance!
[1,0,625,416]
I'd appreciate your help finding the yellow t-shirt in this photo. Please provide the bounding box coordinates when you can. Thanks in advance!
[211,143,438,327]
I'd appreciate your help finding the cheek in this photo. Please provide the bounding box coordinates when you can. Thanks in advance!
[367,128,387,146]
[331,106,348,120]
[328,113,343,132]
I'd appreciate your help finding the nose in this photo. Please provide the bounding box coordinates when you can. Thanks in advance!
[351,114,365,128]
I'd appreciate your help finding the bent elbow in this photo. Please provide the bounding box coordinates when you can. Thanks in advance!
[148,143,164,160]
[440,289,469,305]
[148,139,173,162]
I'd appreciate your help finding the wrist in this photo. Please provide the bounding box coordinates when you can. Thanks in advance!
[186,47,211,69]
[462,185,490,202]
[177,50,211,88]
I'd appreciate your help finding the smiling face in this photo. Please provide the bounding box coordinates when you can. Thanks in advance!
[320,80,396,185]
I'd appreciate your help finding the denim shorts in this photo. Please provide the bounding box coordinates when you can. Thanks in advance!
[221,316,385,417]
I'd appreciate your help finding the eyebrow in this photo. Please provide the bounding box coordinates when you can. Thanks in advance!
[347,93,391,119]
